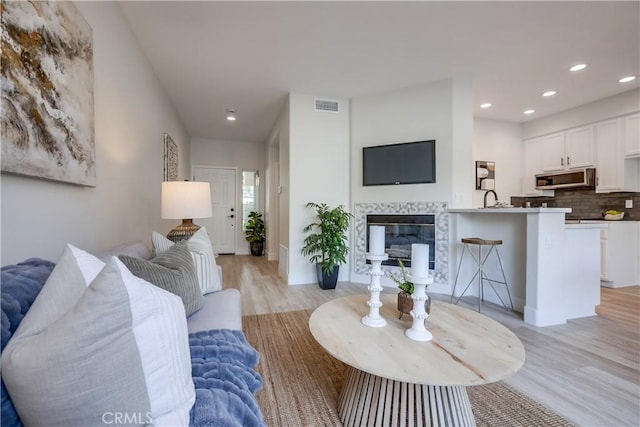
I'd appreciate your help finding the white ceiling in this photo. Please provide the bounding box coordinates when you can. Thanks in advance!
[119,1,640,143]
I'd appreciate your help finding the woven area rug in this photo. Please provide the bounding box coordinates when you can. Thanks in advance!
[243,309,574,427]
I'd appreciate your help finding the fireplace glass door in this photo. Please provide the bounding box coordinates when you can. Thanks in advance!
[366,215,435,270]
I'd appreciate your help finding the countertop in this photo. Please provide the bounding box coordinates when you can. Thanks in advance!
[565,222,608,229]
[448,207,571,214]
[447,208,634,227]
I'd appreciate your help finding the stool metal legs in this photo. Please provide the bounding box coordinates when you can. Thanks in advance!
[485,246,514,311]
[451,243,513,312]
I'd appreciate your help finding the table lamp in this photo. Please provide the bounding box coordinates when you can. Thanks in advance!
[161,181,212,242]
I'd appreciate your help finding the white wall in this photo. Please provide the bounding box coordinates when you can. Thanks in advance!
[264,133,279,261]
[190,138,265,254]
[473,119,523,207]
[452,79,475,208]
[351,80,461,205]
[288,93,351,285]
[522,88,640,139]
[265,98,291,277]
[351,80,473,206]
[350,80,474,286]
[1,2,189,265]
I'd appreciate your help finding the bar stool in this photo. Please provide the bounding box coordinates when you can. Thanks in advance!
[450,237,513,312]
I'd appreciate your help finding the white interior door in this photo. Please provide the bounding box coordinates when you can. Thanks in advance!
[193,166,237,254]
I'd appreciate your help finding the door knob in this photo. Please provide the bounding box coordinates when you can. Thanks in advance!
[228,214,234,218]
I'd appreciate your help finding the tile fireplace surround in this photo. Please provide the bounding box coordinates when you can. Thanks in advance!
[354,202,449,285]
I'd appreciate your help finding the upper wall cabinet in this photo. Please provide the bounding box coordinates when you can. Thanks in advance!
[623,113,640,158]
[522,137,553,196]
[540,133,565,172]
[540,126,595,172]
[595,119,623,192]
[523,138,541,195]
[566,126,596,168]
[595,117,639,193]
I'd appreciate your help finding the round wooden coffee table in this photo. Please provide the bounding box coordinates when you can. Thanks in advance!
[309,294,525,427]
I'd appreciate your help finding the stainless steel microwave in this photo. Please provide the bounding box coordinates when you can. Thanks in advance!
[535,167,596,190]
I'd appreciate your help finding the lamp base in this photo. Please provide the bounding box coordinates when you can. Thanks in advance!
[167,219,201,243]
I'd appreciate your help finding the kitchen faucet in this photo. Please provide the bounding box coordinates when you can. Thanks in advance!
[484,190,498,208]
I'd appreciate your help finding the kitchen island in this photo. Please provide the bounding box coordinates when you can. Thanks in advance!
[449,208,605,326]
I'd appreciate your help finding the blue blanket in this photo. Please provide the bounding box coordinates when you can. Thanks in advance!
[1,258,56,426]
[1,259,265,427]
[189,329,264,426]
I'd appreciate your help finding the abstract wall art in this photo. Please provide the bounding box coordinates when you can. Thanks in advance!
[164,133,178,181]
[475,160,495,190]
[1,0,95,187]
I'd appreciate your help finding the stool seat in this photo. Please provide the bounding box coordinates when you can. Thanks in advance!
[461,237,503,246]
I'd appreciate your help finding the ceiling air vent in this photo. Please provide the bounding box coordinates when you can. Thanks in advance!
[314,99,339,113]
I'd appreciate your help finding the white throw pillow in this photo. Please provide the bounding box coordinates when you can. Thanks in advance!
[2,256,195,427]
[152,227,222,294]
[12,244,105,338]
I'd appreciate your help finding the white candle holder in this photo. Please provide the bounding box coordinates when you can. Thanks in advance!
[405,273,434,341]
[361,253,388,328]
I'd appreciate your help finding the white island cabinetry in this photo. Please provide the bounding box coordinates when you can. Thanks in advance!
[449,208,604,327]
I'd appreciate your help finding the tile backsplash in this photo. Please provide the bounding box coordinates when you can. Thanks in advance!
[511,189,640,220]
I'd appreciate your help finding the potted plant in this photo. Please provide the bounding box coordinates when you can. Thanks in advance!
[390,259,430,319]
[244,211,265,256]
[302,202,353,289]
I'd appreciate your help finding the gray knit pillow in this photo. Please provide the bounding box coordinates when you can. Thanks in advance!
[119,242,204,316]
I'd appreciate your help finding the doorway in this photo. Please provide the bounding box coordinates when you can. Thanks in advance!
[193,166,237,254]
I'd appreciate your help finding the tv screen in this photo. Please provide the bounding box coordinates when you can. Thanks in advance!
[363,140,436,186]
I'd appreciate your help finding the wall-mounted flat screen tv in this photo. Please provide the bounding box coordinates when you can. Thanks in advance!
[363,140,436,186]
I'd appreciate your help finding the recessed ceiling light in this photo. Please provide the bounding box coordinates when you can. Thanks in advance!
[542,90,557,97]
[523,109,535,115]
[226,109,236,121]
[619,76,636,83]
[570,64,587,72]
[480,103,492,108]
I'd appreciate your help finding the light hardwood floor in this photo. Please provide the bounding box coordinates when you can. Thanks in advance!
[218,254,640,427]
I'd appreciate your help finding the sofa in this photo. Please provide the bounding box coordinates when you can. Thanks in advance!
[1,237,265,427]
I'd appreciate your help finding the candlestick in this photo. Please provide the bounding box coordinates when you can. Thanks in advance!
[411,243,429,278]
[406,243,433,341]
[362,252,388,328]
[405,274,434,341]
[369,225,385,256]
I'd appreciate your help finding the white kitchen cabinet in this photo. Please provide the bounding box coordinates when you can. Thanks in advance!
[522,137,555,196]
[565,125,595,168]
[623,113,640,158]
[600,221,640,287]
[595,119,623,192]
[595,118,639,193]
[540,132,566,172]
[523,138,544,195]
[540,126,594,172]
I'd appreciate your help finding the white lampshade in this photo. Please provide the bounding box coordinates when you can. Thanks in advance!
[161,181,212,219]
